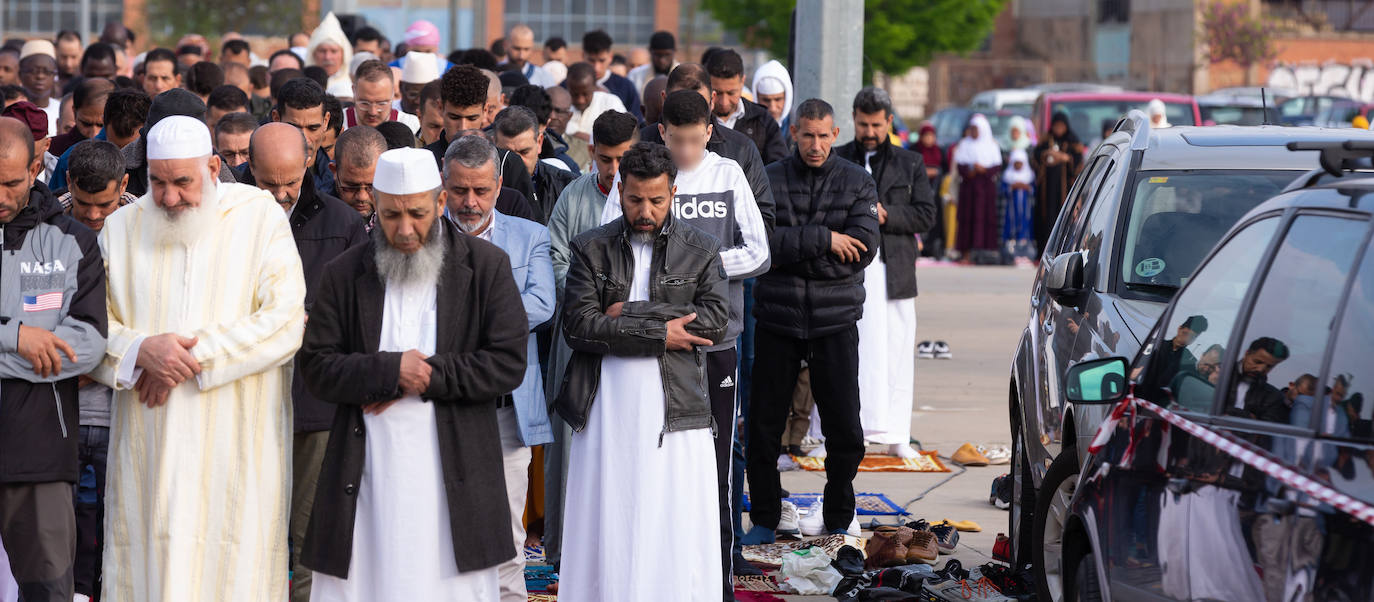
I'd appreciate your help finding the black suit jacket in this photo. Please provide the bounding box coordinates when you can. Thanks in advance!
[834,139,936,298]
[296,218,529,577]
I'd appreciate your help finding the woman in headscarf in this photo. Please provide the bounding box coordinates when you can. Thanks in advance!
[911,123,945,257]
[953,114,1002,261]
[1148,99,1171,129]
[1006,115,1032,152]
[1002,148,1035,262]
[1032,112,1083,256]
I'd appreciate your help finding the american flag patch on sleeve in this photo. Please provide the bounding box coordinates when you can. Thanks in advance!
[22,292,63,312]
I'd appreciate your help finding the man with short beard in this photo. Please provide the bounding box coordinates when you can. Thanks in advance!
[556,142,728,599]
[242,121,366,602]
[330,124,387,229]
[297,146,528,600]
[90,115,307,600]
[442,134,554,602]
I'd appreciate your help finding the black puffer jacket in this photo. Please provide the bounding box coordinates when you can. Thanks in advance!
[754,151,880,339]
[730,99,789,164]
[834,139,937,299]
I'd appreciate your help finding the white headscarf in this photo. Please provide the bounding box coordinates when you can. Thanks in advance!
[752,60,793,125]
[953,114,1002,168]
[308,12,353,89]
[1004,149,1034,186]
[1148,99,1171,128]
[1007,115,1032,151]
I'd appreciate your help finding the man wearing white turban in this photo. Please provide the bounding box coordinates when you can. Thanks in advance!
[307,12,354,90]
[90,115,307,601]
[298,147,528,602]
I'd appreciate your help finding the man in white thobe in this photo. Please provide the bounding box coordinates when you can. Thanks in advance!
[89,115,307,601]
[296,147,528,601]
[555,142,729,600]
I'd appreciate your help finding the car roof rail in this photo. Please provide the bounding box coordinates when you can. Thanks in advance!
[1286,140,1374,177]
[1112,109,1151,151]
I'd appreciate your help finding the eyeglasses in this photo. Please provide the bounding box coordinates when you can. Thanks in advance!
[354,100,391,111]
[338,183,374,196]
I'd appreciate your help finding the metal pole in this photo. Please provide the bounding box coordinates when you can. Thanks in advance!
[792,0,864,143]
[80,0,92,43]
[473,0,488,50]
[449,0,460,53]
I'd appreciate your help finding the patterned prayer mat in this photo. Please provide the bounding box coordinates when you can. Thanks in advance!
[742,491,906,515]
[524,544,545,562]
[733,574,785,592]
[525,563,557,594]
[741,533,866,568]
[792,450,949,473]
[527,595,557,602]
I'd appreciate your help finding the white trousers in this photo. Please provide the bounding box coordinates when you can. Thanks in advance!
[857,268,918,446]
[497,407,531,602]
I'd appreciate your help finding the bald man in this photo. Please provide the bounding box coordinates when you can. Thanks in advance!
[240,122,366,602]
[483,69,504,128]
[503,25,557,88]
[0,116,107,602]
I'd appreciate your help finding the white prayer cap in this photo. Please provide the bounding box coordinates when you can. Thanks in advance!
[401,52,440,84]
[20,40,55,60]
[327,79,354,98]
[349,52,377,80]
[374,148,441,195]
[755,76,786,96]
[146,115,213,160]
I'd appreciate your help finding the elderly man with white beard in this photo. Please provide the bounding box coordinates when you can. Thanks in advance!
[296,147,529,601]
[89,115,307,600]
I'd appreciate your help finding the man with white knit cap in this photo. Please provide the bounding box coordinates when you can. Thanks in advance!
[298,147,528,601]
[397,51,440,115]
[90,115,307,600]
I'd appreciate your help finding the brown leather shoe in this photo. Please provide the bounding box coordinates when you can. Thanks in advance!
[864,525,916,569]
[951,442,991,466]
[905,530,940,565]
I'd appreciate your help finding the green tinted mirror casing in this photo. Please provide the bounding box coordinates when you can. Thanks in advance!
[1066,357,1129,404]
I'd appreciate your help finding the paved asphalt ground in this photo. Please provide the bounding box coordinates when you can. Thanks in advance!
[755,264,1038,600]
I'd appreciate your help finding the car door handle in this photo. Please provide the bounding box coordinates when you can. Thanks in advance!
[1030,295,1041,308]
[1042,318,1054,335]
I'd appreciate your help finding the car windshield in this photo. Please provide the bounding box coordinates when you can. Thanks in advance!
[1050,100,1195,139]
[1119,170,1302,295]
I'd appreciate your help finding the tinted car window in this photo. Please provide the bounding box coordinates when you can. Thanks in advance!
[1131,217,1280,412]
[1053,155,1110,257]
[1224,216,1368,428]
[1119,171,1300,295]
[1050,100,1195,140]
[1320,239,1374,501]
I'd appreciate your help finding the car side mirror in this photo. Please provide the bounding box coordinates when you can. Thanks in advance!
[1046,252,1086,306]
[1065,357,1129,404]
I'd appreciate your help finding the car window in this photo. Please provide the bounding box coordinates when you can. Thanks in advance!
[1224,216,1368,429]
[1052,155,1110,257]
[1050,100,1196,139]
[1319,238,1374,501]
[1131,217,1280,412]
[1118,171,1300,297]
[1073,158,1121,263]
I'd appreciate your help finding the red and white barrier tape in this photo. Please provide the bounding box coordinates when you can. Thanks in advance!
[1087,392,1374,526]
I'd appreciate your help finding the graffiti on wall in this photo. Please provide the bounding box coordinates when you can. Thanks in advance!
[1267,61,1374,102]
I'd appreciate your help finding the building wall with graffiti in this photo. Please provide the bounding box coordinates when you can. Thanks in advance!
[1267,61,1374,101]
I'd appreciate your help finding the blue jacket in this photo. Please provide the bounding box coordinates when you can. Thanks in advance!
[487,211,555,446]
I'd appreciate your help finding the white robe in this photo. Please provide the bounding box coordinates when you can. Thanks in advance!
[311,274,499,601]
[857,259,918,446]
[90,183,306,601]
[559,238,722,601]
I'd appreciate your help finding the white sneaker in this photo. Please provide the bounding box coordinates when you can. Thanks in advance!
[807,444,828,458]
[777,500,801,536]
[798,500,826,536]
[74,595,92,602]
[934,341,953,359]
[843,513,863,537]
[917,341,936,359]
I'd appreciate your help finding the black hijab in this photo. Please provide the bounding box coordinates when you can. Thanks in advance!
[1048,111,1079,145]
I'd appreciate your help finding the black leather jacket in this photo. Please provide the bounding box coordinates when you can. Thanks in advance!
[555,215,730,439]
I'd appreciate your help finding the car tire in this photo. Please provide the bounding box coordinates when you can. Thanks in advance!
[1033,447,1079,602]
[1071,552,1104,602]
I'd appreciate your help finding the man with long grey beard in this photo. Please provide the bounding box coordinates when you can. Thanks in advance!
[296,146,529,601]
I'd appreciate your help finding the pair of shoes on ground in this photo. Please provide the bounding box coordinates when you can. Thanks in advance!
[917,341,953,359]
[774,499,861,538]
[951,443,1010,466]
[904,519,960,555]
[864,524,939,568]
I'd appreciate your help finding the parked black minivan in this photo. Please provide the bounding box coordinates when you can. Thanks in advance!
[1059,143,1374,601]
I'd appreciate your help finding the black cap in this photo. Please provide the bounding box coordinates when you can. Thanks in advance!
[498,70,529,91]
[1182,315,1209,334]
[147,88,207,129]
[649,31,676,51]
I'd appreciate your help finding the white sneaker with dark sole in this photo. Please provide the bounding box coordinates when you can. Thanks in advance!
[917,341,935,359]
[934,341,953,359]
[777,500,801,536]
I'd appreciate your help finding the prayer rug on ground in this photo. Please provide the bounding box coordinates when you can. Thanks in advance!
[742,491,906,515]
[525,564,557,593]
[792,450,949,473]
[733,574,785,592]
[741,534,866,568]
[524,544,545,562]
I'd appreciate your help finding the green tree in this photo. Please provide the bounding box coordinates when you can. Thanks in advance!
[1199,0,1282,85]
[147,0,301,46]
[701,0,1007,79]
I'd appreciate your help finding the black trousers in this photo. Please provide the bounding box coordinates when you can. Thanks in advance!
[706,347,738,602]
[73,425,108,599]
[0,481,76,602]
[747,325,863,532]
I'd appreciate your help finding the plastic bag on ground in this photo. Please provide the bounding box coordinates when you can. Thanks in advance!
[780,547,845,595]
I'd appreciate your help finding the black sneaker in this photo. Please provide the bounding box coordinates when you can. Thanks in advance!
[930,521,960,553]
[731,551,764,576]
[786,444,804,457]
